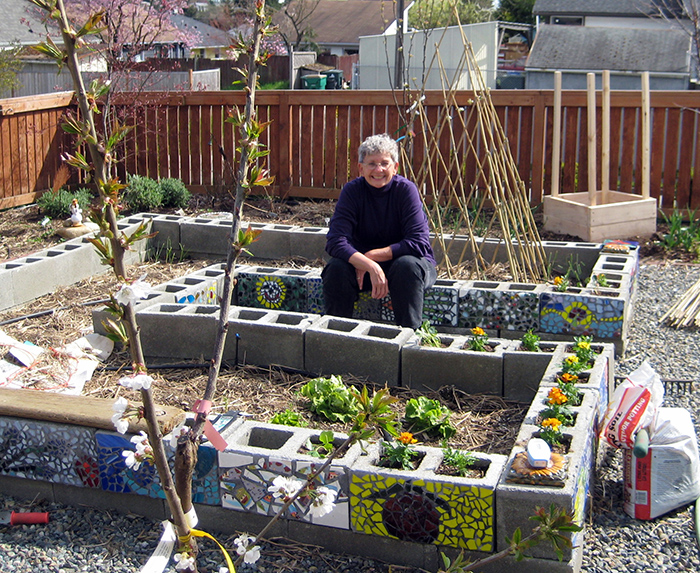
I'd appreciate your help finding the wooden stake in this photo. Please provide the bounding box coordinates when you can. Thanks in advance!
[641,71,651,199]
[601,70,610,203]
[551,71,562,197]
[587,72,597,206]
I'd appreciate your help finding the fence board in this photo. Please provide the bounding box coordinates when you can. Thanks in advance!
[663,108,681,209]
[650,108,666,207]
[312,105,325,187]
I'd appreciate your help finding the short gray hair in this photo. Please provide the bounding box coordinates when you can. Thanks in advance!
[358,133,399,164]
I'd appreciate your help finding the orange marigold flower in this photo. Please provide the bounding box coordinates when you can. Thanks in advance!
[471,327,485,336]
[398,432,417,445]
[548,388,568,405]
[559,373,578,383]
[553,276,564,286]
[541,418,562,430]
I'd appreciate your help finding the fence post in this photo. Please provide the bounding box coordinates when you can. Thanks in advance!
[531,90,547,205]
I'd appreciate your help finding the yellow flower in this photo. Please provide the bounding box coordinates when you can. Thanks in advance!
[565,355,579,365]
[554,276,564,286]
[576,341,591,350]
[548,388,568,405]
[541,418,562,430]
[398,432,417,445]
[471,327,485,336]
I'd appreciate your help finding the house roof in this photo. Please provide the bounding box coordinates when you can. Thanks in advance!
[275,0,391,48]
[532,0,682,17]
[527,25,690,73]
[169,14,232,49]
[2,0,59,47]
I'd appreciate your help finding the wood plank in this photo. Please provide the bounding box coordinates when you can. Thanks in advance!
[676,109,694,210]
[348,105,362,170]
[156,105,169,180]
[561,107,579,193]
[189,104,202,185]
[0,388,184,434]
[0,92,73,114]
[136,103,148,177]
[361,105,374,140]
[299,104,312,188]
[167,105,181,180]
[323,104,337,189]
[0,115,11,199]
[200,104,213,187]
[312,104,325,188]
[662,107,681,208]
[649,107,666,206]
[608,107,622,192]
[276,92,292,196]
[519,104,534,198]
[211,104,224,189]
[336,104,350,187]
[619,107,636,192]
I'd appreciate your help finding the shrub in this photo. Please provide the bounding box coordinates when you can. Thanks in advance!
[37,187,93,219]
[124,174,162,212]
[159,178,191,209]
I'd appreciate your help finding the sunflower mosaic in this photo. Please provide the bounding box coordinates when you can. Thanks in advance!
[540,293,624,338]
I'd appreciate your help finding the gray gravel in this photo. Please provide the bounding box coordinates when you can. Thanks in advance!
[1,261,699,572]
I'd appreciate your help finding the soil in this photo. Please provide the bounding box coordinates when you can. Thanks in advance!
[0,196,695,457]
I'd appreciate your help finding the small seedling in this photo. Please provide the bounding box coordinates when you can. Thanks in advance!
[416,320,441,348]
[306,430,335,458]
[441,444,476,477]
[521,330,541,352]
[270,409,307,427]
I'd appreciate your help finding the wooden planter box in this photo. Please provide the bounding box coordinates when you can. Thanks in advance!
[543,191,656,243]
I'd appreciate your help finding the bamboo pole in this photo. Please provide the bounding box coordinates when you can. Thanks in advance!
[641,71,651,198]
[601,70,610,203]
[551,71,562,196]
[587,72,597,206]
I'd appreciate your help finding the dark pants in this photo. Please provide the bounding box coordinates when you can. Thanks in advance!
[322,255,437,329]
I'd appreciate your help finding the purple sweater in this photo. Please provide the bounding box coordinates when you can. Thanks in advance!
[326,174,436,265]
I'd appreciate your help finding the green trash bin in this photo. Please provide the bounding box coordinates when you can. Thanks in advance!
[302,74,327,89]
[322,69,344,89]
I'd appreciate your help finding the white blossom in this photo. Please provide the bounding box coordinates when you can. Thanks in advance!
[234,534,261,564]
[173,551,195,571]
[111,397,129,434]
[118,373,153,391]
[122,449,141,470]
[122,432,151,471]
[114,275,151,306]
[308,486,337,518]
[267,475,304,501]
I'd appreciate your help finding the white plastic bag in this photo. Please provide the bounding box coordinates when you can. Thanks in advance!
[624,407,700,519]
[600,360,664,449]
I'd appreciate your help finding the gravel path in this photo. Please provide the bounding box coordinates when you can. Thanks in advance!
[1,261,699,572]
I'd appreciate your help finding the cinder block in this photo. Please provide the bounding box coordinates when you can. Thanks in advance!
[352,291,394,323]
[91,291,169,337]
[236,266,317,312]
[542,240,602,278]
[305,317,413,385]
[0,265,16,310]
[244,222,299,260]
[289,226,328,261]
[181,216,234,257]
[496,389,598,561]
[401,334,511,395]
[164,275,219,305]
[148,214,185,256]
[459,281,544,331]
[219,421,361,527]
[137,303,222,360]
[229,306,320,370]
[591,251,639,279]
[540,290,627,341]
[423,279,464,327]
[349,442,505,551]
[116,215,152,265]
[502,342,562,403]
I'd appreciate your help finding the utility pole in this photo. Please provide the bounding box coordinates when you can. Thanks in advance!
[394,0,404,89]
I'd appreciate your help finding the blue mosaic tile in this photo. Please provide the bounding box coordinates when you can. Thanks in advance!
[423,283,460,326]
[459,287,539,331]
[353,292,394,323]
[307,275,324,314]
[540,292,624,339]
[0,418,98,487]
[95,431,162,497]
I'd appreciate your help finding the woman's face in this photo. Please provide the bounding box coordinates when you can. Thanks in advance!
[358,152,398,189]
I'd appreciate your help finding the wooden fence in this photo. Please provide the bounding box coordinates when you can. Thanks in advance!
[2,89,700,212]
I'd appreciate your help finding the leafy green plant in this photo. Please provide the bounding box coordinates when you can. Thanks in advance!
[404,396,456,439]
[416,320,442,347]
[572,335,594,364]
[466,326,489,352]
[379,432,420,470]
[300,375,360,423]
[521,330,541,352]
[269,409,307,427]
[594,273,609,287]
[159,178,191,209]
[553,275,569,292]
[124,174,163,212]
[305,430,335,458]
[554,373,583,407]
[538,417,563,447]
[441,444,476,477]
[659,208,700,252]
[37,187,92,219]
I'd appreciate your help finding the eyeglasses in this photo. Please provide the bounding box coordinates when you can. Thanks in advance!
[362,161,394,170]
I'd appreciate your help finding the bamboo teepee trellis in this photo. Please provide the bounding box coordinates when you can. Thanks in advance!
[398,21,548,283]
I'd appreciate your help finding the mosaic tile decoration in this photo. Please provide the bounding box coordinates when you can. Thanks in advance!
[422,285,459,326]
[0,418,98,487]
[236,271,308,312]
[353,292,394,323]
[95,431,163,498]
[540,292,624,339]
[219,452,349,529]
[307,275,324,314]
[459,288,539,331]
[175,283,217,305]
[349,473,494,551]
